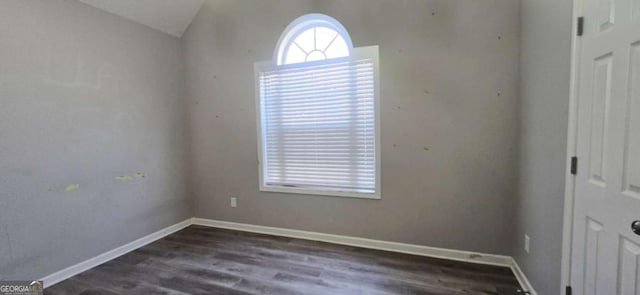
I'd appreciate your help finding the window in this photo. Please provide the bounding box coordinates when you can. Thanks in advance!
[280,26,349,65]
[255,14,380,199]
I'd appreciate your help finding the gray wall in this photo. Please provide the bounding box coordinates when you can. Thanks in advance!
[0,0,189,280]
[513,0,573,293]
[183,0,520,255]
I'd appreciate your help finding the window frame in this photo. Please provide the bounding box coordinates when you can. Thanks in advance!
[254,14,381,199]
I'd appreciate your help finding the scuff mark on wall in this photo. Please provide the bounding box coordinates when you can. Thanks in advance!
[44,39,120,91]
[422,146,430,151]
[65,184,80,192]
[4,225,14,265]
[135,172,145,178]
[98,64,119,94]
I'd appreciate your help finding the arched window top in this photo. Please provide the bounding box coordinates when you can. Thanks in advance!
[275,14,354,65]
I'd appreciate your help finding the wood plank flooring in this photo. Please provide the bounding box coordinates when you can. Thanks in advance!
[45,225,522,295]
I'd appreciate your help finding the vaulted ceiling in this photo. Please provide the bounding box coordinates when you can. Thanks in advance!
[76,0,205,37]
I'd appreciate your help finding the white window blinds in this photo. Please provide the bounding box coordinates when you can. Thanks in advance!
[258,58,376,194]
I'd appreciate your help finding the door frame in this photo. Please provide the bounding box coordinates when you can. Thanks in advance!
[560,0,584,293]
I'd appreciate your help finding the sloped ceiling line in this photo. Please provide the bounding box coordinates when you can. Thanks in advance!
[77,0,205,37]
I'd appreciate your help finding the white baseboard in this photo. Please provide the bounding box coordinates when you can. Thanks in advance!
[510,258,538,295]
[191,218,513,267]
[41,217,537,294]
[41,218,192,288]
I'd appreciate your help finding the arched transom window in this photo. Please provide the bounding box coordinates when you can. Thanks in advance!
[255,14,380,199]
[281,26,350,64]
[275,14,353,65]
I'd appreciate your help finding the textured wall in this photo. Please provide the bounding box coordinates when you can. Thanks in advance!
[513,0,573,293]
[0,0,189,280]
[183,0,520,255]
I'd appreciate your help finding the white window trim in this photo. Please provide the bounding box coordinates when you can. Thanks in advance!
[254,15,381,199]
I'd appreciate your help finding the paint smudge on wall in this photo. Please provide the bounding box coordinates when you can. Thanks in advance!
[116,172,145,181]
[65,184,80,192]
[422,146,430,151]
[115,174,133,181]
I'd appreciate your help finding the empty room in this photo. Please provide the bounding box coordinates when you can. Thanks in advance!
[1,0,638,294]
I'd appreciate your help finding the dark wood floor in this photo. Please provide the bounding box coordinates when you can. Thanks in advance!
[46,225,522,295]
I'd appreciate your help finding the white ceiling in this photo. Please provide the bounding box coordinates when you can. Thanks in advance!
[77,0,205,37]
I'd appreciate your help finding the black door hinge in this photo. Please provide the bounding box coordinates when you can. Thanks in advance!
[566,285,573,295]
[571,157,578,175]
[577,17,584,36]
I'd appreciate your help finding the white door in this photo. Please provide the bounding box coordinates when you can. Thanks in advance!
[571,0,640,293]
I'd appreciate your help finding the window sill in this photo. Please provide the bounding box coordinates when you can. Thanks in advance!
[260,185,381,199]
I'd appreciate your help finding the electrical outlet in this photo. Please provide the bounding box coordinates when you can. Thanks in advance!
[524,234,530,254]
[230,197,237,208]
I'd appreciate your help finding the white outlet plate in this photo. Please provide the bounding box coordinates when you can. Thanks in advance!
[524,234,530,254]
[230,197,237,208]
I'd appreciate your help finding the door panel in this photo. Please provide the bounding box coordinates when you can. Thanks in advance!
[618,237,640,295]
[590,53,613,186]
[584,218,604,295]
[623,42,640,196]
[598,0,615,31]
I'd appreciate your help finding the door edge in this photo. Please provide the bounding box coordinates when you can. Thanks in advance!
[561,0,585,293]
